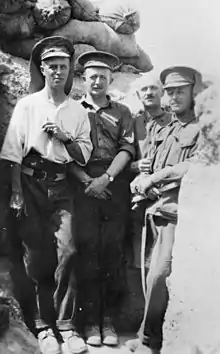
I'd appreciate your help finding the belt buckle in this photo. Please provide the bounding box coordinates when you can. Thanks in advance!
[34,170,47,180]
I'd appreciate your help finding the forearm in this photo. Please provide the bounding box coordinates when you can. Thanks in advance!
[151,161,190,185]
[65,140,85,165]
[68,162,91,183]
[10,163,22,193]
[106,151,132,178]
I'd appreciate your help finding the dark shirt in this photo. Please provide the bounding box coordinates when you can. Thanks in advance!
[133,109,172,160]
[81,96,135,163]
[152,113,199,172]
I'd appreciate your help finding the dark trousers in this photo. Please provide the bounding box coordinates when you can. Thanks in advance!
[138,215,176,350]
[17,174,76,332]
[74,172,130,328]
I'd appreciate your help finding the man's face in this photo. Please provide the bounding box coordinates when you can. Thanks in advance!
[138,79,163,109]
[166,85,193,114]
[83,67,112,97]
[41,57,70,89]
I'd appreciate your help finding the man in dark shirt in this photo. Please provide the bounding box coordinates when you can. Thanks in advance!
[127,66,202,354]
[128,72,172,268]
[70,51,135,347]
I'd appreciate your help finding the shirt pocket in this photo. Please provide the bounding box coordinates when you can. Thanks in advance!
[175,125,199,148]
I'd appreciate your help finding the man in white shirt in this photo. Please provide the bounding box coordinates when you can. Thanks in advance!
[0,36,92,354]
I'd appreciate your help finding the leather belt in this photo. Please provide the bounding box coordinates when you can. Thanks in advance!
[22,166,66,182]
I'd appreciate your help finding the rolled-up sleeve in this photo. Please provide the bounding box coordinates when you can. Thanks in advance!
[0,99,25,164]
[75,108,93,165]
[118,104,135,159]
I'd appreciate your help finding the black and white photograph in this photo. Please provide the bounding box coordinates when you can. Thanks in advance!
[0,1,219,353]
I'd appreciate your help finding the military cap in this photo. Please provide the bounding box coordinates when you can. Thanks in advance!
[29,36,75,95]
[160,66,200,89]
[77,50,120,71]
[31,36,74,66]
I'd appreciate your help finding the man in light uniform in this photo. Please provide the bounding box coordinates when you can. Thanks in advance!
[0,36,92,354]
[127,66,202,354]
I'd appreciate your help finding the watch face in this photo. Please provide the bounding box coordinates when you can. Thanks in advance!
[109,176,114,182]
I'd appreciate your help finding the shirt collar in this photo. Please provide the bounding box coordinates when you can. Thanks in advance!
[171,111,196,127]
[144,108,166,123]
[80,94,112,111]
[39,88,70,108]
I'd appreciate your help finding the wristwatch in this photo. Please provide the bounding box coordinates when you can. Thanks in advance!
[105,171,114,182]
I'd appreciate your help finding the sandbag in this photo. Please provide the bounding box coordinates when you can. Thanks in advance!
[0,11,36,40]
[68,0,99,21]
[53,19,139,57]
[0,0,36,14]
[120,45,153,72]
[33,0,71,30]
[1,37,44,60]
[98,0,140,34]
[1,40,94,65]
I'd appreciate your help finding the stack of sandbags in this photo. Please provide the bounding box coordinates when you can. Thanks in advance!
[53,0,152,72]
[0,0,153,73]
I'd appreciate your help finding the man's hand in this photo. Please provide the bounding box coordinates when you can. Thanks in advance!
[85,174,111,199]
[10,191,26,218]
[42,122,70,143]
[130,173,161,199]
[130,174,153,195]
[93,188,112,200]
[138,157,152,174]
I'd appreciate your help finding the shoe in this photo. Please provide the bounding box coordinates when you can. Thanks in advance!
[125,338,140,352]
[135,343,160,354]
[61,330,87,354]
[38,328,61,354]
[102,319,118,347]
[85,325,102,346]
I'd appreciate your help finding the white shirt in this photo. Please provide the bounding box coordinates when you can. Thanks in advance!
[0,89,93,165]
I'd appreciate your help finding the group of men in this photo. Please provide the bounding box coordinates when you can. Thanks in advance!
[0,35,202,354]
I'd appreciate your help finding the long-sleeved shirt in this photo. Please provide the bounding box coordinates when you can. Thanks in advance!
[81,95,135,162]
[0,89,93,165]
[131,112,200,222]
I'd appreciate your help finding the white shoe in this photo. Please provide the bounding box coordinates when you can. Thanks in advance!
[85,326,102,347]
[125,338,140,352]
[134,343,160,354]
[38,328,61,354]
[102,325,118,346]
[60,330,87,354]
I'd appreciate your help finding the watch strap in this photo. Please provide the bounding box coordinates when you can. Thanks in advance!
[105,171,114,182]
